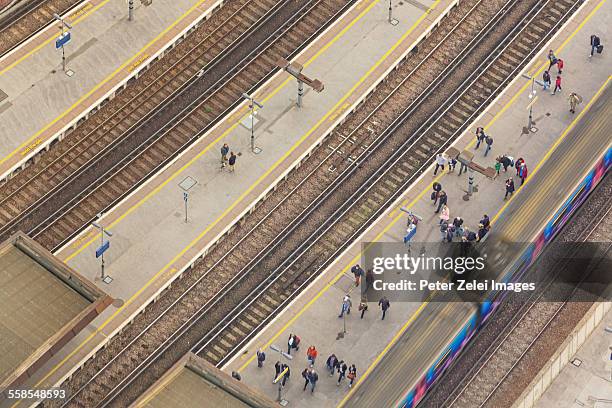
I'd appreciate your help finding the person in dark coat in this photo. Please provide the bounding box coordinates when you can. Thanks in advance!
[378,296,390,320]
[435,190,448,214]
[505,177,515,199]
[590,34,601,57]
[431,182,442,205]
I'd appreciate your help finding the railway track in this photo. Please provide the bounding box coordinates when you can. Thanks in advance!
[0,0,84,58]
[46,0,582,407]
[0,0,354,251]
[442,174,612,408]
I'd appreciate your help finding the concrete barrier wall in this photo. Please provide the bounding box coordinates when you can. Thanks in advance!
[513,301,612,408]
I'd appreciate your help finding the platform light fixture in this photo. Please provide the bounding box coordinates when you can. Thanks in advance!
[242,92,263,154]
[92,214,113,283]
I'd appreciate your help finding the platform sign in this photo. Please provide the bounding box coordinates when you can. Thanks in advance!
[55,32,71,49]
[404,224,417,243]
[183,191,189,202]
[96,240,110,258]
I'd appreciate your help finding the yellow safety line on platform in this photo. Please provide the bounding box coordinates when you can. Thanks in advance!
[0,0,212,167]
[231,0,610,400]
[336,13,609,406]
[18,0,389,397]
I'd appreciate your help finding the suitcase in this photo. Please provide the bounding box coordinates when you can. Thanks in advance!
[597,44,604,54]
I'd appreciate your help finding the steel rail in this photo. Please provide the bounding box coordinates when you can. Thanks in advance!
[55,2,353,406]
[0,0,83,58]
[32,0,334,251]
[196,0,566,367]
[0,0,286,239]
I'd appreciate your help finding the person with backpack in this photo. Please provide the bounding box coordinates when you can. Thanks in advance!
[590,34,602,57]
[228,151,237,172]
[542,70,551,91]
[351,264,364,287]
[484,134,493,157]
[453,217,464,237]
[256,349,266,368]
[568,92,582,114]
[287,333,300,354]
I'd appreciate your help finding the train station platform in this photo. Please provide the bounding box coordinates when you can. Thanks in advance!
[0,0,219,180]
[534,306,612,408]
[220,1,612,407]
[3,0,455,406]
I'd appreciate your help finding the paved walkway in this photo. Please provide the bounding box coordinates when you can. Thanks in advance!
[0,0,219,178]
[536,307,612,408]
[5,0,454,405]
[224,1,612,407]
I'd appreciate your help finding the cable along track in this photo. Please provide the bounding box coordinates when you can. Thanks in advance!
[45,0,582,407]
[0,0,353,252]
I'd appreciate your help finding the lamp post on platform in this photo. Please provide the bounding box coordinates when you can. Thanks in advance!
[242,93,263,154]
[92,213,112,282]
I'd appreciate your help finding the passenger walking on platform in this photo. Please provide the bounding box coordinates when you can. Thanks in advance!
[552,75,562,95]
[475,127,485,149]
[434,153,447,175]
[480,214,490,231]
[494,158,501,176]
[287,333,300,354]
[228,151,237,172]
[446,223,456,243]
[556,58,564,74]
[547,50,558,70]
[477,224,488,242]
[351,264,365,287]
[435,191,447,214]
[274,361,282,383]
[505,177,515,199]
[359,301,368,319]
[439,204,450,225]
[378,296,390,320]
[338,294,352,318]
[337,361,348,385]
[590,34,602,57]
[484,134,493,157]
[326,354,338,376]
[220,143,229,168]
[347,364,357,388]
[542,70,551,91]
[307,369,319,393]
[440,221,449,242]
[458,159,468,175]
[448,157,457,173]
[518,163,528,185]
[431,182,442,205]
[257,349,266,368]
[568,92,582,114]
[280,364,290,387]
[302,368,310,391]
[307,345,318,366]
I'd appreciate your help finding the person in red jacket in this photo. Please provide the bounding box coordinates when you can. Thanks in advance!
[557,58,564,74]
[552,75,562,95]
[307,345,318,365]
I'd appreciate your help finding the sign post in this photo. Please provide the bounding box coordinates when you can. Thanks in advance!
[53,14,72,73]
[183,191,189,223]
[92,214,113,282]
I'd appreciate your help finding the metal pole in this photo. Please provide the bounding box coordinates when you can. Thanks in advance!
[62,46,66,72]
[468,168,474,196]
[250,103,255,152]
[277,381,282,402]
[297,80,304,108]
[343,309,347,334]
[100,227,105,279]
[128,0,134,21]
[184,197,188,223]
[388,0,392,23]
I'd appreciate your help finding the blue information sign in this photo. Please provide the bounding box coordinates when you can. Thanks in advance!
[96,240,110,258]
[55,32,71,49]
[403,225,417,243]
